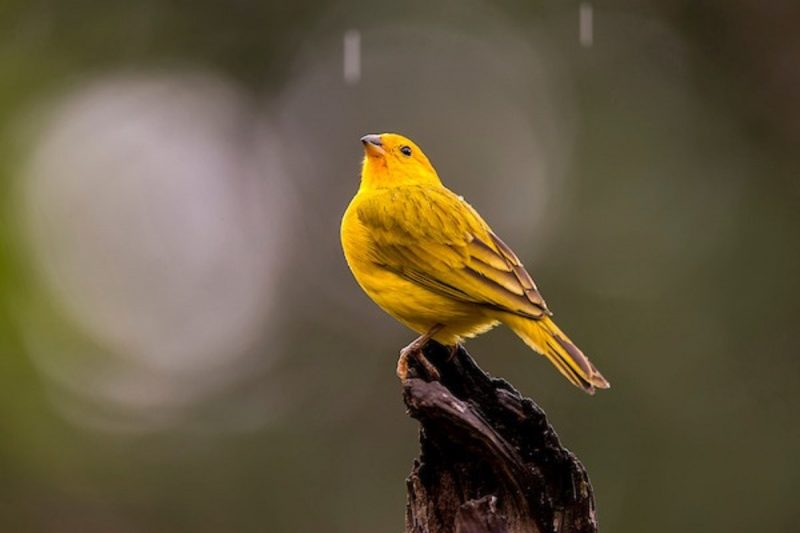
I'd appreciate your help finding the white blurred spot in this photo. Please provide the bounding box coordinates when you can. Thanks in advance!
[17,72,291,431]
[580,3,594,48]
[343,29,361,85]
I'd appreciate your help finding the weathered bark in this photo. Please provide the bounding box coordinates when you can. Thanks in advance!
[403,341,598,533]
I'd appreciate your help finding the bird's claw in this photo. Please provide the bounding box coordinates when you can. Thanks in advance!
[396,343,440,382]
[446,344,461,362]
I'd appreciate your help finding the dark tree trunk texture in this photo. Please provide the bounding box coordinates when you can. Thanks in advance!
[402,342,598,533]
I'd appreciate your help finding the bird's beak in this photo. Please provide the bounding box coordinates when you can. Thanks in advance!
[361,134,385,157]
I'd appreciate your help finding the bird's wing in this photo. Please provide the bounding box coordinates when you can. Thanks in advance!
[357,187,549,318]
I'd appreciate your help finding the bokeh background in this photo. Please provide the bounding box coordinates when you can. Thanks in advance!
[1,1,799,531]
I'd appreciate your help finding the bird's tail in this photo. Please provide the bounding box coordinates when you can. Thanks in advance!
[499,313,610,394]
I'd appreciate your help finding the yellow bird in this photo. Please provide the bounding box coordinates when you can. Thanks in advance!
[340,133,609,394]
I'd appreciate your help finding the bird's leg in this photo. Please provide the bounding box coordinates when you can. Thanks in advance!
[396,324,445,381]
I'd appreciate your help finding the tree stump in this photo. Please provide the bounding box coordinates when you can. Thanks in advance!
[402,341,598,533]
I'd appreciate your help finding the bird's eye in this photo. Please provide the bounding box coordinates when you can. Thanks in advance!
[400,145,412,157]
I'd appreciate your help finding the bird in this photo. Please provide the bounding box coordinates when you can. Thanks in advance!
[340,133,609,394]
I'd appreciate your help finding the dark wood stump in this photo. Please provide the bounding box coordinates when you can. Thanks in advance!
[402,342,598,533]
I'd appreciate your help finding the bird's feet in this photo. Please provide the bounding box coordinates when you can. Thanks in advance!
[396,325,444,381]
[396,342,441,382]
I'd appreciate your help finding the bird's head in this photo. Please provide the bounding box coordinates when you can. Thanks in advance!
[359,133,441,190]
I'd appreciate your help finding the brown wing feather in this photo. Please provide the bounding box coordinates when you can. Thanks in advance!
[486,232,551,315]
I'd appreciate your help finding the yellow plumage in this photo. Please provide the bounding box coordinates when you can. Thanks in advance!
[341,133,609,394]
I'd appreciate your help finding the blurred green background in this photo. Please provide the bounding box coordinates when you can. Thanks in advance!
[1,1,799,531]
